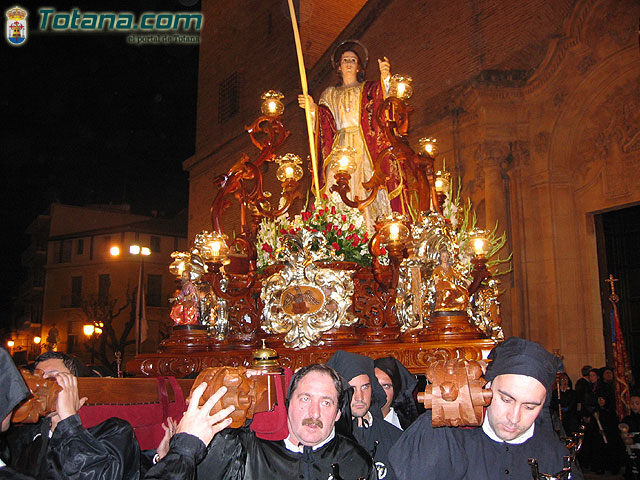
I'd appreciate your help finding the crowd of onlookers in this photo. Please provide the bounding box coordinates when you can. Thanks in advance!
[550,364,640,477]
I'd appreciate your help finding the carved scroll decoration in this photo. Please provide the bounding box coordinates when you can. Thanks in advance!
[261,230,356,349]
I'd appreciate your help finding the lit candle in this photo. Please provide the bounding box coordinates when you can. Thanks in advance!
[268,101,277,113]
[389,223,400,241]
[397,83,406,97]
[338,155,350,171]
[473,238,485,255]
[211,241,221,256]
[285,166,294,178]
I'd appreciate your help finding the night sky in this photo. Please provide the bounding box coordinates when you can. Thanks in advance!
[1,0,200,329]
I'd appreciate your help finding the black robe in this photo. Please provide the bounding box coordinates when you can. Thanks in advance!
[621,411,640,434]
[6,418,51,478]
[351,414,401,480]
[389,410,584,480]
[47,414,141,480]
[143,433,205,480]
[195,427,376,480]
[327,350,402,480]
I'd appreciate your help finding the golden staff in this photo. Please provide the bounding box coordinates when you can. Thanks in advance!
[287,0,321,200]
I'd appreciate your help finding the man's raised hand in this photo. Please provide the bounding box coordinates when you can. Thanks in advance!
[176,382,235,446]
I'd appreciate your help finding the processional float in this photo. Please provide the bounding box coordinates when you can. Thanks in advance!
[120,41,513,428]
[17,18,580,475]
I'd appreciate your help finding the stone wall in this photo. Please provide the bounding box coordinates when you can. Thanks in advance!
[185,0,640,377]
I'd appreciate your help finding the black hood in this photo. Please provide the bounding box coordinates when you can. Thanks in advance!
[0,348,30,424]
[326,350,387,412]
[374,356,417,407]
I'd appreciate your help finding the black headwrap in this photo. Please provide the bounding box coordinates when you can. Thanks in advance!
[373,357,417,404]
[374,356,419,429]
[326,350,387,412]
[0,348,30,424]
[485,337,562,404]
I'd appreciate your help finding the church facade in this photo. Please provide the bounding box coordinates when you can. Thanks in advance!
[183,0,640,377]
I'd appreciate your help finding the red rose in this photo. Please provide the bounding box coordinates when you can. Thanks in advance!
[331,206,336,215]
[349,224,355,232]
[262,243,273,253]
[301,211,311,221]
[380,247,387,255]
[352,238,360,247]
[280,228,287,235]
[331,242,340,250]
[341,214,347,223]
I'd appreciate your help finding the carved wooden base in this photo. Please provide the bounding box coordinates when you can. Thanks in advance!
[421,311,484,341]
[127,337,497,377]
[159,325,211,353]
[357,326,400,342]
[320,325,360,346]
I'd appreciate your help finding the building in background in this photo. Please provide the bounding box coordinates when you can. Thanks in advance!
[9,203,187,366]
[184,0,640,378]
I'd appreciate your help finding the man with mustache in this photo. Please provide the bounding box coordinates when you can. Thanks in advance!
[193,363,376,480]
[327,350,402,480]
[389,337,585,480]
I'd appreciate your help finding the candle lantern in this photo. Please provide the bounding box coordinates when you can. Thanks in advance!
[464,229,491,258]
[434,170,450,194]
[378,214,411,247]
[328,146,357,175]
[275,153,303,182]
[418,137,438,157]
[261,90,285,117]
[389,74,413,101]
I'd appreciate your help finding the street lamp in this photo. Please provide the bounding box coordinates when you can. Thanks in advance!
[110,243,151,355]
[129,245,150,355]
[83,324,95,336]
[129,245,151,256]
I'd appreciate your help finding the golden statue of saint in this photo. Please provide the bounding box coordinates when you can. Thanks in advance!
[432,249,469,312]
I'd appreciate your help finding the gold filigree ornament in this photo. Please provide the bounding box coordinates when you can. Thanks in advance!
[396,212,455,332]
[261,229,356,349]
[395,211,504,342]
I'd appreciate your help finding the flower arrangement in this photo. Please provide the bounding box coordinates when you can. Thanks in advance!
[256,191,373,269]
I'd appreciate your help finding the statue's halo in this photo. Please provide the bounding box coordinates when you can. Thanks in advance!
[331,39,369,72]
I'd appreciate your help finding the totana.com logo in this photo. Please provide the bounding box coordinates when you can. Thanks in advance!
[6,5,27,46]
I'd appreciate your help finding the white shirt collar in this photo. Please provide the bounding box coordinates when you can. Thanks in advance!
[284,427,336,453]
[383,407,403,430]
[357,410,373,428]
[481,411,535,444]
